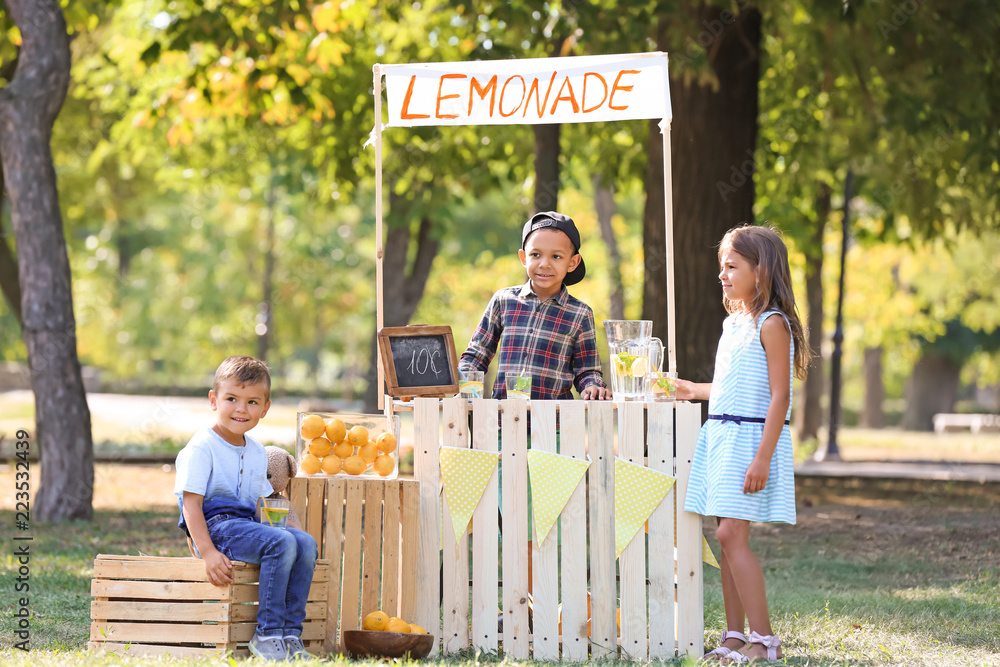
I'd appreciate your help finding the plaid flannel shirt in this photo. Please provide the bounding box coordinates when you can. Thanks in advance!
[460,283,607,400]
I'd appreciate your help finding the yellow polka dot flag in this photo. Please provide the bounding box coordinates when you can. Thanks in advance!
[614,457,676,558]
[702,537,720,568]
[526,449,591,546]
[439,446,499,544]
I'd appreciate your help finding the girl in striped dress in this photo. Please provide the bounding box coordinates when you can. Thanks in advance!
[675,225,809,664]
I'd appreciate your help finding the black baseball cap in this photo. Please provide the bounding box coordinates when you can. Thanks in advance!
[520,211,586,286]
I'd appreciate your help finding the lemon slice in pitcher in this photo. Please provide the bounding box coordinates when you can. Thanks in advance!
[630,356,648,377]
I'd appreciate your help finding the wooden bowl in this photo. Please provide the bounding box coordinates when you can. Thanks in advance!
[342,630,434,659]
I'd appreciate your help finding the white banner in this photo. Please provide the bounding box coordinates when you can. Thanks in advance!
[381,52,670,128]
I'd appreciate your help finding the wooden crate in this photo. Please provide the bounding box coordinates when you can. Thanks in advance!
[88,555,331,658]
[288,477,420,653]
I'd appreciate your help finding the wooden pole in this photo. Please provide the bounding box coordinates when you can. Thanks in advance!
[374,64,385,410]
[662,119,677,373]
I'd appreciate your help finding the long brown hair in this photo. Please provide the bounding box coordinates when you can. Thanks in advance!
[720,224,810,379]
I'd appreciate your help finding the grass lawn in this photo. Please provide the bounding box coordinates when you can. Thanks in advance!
[0,463,997,665]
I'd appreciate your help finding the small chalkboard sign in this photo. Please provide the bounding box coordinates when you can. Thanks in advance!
[377,325,460,397]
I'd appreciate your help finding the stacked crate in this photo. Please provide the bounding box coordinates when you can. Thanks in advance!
[89,554,330,658]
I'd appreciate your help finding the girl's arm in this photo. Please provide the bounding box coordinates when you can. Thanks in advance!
[743,314,791,494]
[674,379,711,401]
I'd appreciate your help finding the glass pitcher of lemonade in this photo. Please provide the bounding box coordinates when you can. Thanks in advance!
[603,320,664,401]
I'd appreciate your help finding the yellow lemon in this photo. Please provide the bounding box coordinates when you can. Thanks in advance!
[630,356,648,378]
[343,455,366,476]
[300,453,322,475]
[300,414,326,440]
[358,441,379,464]
[376,432,397,454]
[408,623,428,635]
[332,440,353,459]
[386,617,410,633]
[610,354,626,376]
[373,454,395,477]
[321,454,342,475]
[325,417,347,444]
[348,425,369,447]
[308,437,333,457]
[363,610,389,631]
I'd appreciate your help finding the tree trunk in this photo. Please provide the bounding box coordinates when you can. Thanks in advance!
[797,184,831,442]
[594,175,625,320]
[363,214,441,410]
[861,346,885,428]
[901,350,959,431]
[0,0,94,520]
[644,7,762,384]
[533,124,561,213]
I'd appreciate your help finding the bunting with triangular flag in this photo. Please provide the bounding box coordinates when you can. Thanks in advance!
[526,449,591,545]
[439,446,499,544]
[614,457,675,558]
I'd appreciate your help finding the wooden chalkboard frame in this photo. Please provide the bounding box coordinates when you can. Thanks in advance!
[377,325,460,397]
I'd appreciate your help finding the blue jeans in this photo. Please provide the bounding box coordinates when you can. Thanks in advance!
[207,515,318,638]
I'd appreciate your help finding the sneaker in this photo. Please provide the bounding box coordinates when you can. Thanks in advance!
[284,635,311,660]
[248,633,286,661]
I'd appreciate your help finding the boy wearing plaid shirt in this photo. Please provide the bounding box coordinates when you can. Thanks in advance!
[460,211,611,400]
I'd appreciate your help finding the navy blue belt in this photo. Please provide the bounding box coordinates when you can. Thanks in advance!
[708,413,789,426]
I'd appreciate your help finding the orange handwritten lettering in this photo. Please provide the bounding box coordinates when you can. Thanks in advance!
[436,73,467,119]
[609,69,639,111]
[524,72,558,119]
[581,72,608,113]
[499,75,526,117]
[469,75,498,116]
[549,75,580,115]
[400,75,429,120]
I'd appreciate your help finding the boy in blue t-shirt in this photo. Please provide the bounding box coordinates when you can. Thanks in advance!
[174,356,316,661]
[460,211,611,400]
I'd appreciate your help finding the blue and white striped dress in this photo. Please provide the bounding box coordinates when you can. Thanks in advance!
[684,309,796,524]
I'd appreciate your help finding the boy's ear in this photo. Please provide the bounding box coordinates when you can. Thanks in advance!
[568,253,581,271]
[261,399,271,418]
[518,248,528,267]
[208,389,217,411]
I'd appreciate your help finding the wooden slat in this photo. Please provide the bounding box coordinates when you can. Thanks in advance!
[619,401,647,660]
[306,477,326,545]
[90,600,230,623]
[340,479,365,635]
[88,641,227,658]
[414,397,442,653]
[647,401,676,659]
[441,396,470,653]
[530,400,559,660]
[92,557,259,584]
[399,479,420,624]
[91,621,228,645]
[501,398,529,659]
[471,398,499,653]
[227,619,327,643]
[290,477,308,534]
[381,480,402,617]
[324,479,347,652]
[228,600,327,623]
[558,401,588,660]
[588,401,616,658]
[91,579,234,601]
[361,480,385,618]
[675,401,704,657]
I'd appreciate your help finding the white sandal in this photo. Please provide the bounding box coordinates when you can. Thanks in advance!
[724,631,781,664]
[703,630,747,661]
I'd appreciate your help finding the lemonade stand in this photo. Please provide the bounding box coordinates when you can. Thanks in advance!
[290,53,706,661]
